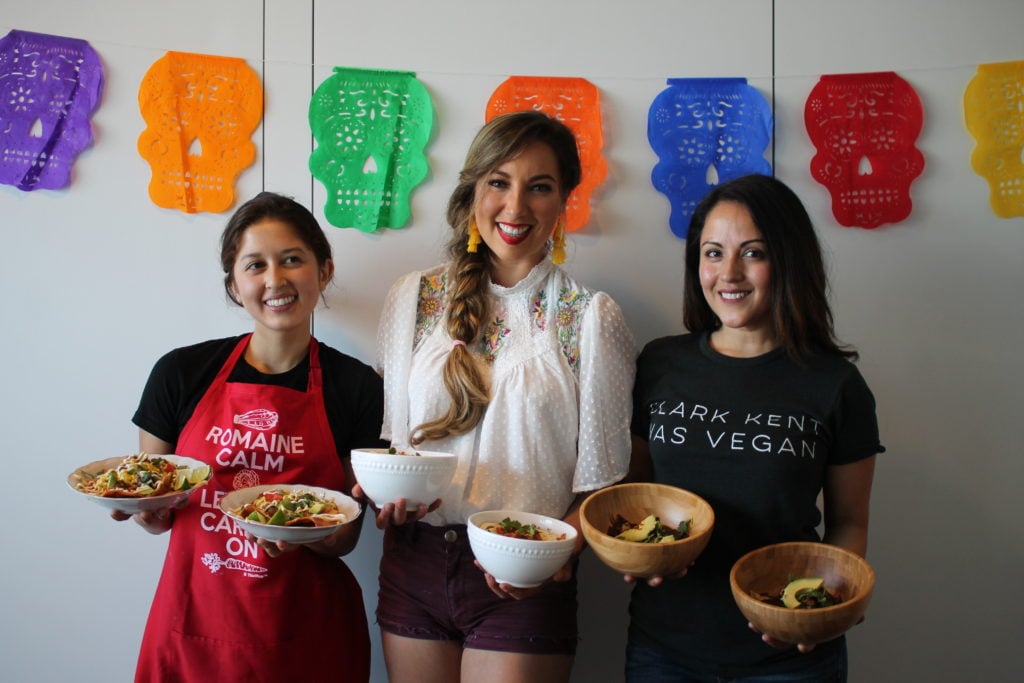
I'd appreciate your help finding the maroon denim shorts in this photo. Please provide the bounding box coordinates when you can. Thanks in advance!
[376,522,579,655]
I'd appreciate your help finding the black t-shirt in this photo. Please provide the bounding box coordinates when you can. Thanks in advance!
[629,332,883,676]
[132,336,386,459]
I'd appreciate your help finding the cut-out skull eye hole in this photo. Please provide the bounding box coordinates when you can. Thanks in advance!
[805,72,924,229]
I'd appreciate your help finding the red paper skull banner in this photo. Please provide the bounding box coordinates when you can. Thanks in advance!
[805,72,924,229]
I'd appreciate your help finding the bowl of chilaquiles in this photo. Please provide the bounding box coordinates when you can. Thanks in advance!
[467,510,578,588]
[68,453,212,514]
[729,541,875,645]
[220,484,362,544]
[579,482,715,578]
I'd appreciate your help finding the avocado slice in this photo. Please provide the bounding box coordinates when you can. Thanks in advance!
[782,577,824,608]
[267,507,288,526]
[616,514,658,542]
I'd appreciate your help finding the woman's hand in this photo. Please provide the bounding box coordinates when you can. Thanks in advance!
[110,502,184,535]
[474,556,574,601]
[622,565,690,587]
[351,483,439,529]
[747,622,817,654]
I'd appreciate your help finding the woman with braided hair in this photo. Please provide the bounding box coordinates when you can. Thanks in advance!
[365,110,636,683]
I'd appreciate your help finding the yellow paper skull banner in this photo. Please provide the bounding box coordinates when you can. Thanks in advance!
[965,60,1024,218]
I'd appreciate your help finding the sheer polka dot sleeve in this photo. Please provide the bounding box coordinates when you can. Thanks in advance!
[376,270,424,444]
[572,291,637,492]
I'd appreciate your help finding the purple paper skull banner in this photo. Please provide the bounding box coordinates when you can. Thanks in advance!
[0,30,104,191]
[648,78,773,237]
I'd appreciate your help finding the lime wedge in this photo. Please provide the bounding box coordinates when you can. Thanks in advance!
[188,465,211,485]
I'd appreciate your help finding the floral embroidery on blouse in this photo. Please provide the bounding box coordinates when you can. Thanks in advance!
[555,287,591,372]
[481,317,512,363]
[532,290,548,331]
[415,273,447,347]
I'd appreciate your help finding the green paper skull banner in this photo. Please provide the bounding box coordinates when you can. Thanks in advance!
[309,67,432,231]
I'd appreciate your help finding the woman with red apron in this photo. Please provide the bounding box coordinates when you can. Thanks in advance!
[121,193,377,682]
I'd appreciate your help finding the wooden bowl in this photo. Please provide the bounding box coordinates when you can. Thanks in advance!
[730,542,875,645]
[579,482,714,578]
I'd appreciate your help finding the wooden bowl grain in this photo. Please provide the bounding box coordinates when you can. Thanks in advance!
[730,541,875,645]
[579,482,714,578]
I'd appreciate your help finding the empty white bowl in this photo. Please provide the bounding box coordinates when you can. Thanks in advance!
[467,509,578,588]
[351,448,457,510]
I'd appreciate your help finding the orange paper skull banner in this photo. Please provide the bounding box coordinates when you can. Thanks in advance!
[805,72,924,229]
[137,51,262,214]
[486,76,606,232]
[964,60,1024,218]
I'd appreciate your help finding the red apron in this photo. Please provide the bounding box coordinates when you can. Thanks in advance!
[135,335,370,683]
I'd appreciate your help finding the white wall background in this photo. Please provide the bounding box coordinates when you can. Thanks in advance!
[1,1,1021,681]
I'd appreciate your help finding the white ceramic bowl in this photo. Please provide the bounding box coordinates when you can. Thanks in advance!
[351,448,457,510]
[467,510,578,588]
[220,484,362,544]
[67,454,211,514]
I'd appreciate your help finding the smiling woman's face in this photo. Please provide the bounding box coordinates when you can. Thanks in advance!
[698,200,773,342]
[473,141,565,287]
[229,218,333,337]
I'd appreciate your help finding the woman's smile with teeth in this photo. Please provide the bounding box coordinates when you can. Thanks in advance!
[266,295,296,307]
[496,222,531,241]
[721,291,749,300]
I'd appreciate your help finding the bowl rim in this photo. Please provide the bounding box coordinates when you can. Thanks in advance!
[467,509,579,543]
[350,447,456,460]
[729,541,875,614]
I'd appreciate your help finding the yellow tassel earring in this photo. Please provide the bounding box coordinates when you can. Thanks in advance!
[467,218,481,253]
[551,216,567,265]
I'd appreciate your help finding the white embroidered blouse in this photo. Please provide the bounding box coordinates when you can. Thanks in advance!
[377,259,637,525]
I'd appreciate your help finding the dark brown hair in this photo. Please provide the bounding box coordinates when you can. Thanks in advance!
[683,174,857,361]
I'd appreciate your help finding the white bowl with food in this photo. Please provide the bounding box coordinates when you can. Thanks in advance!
[67,453,212,514]
[350,447,457,510]
[220,484,362,544]
[467,510,578,588]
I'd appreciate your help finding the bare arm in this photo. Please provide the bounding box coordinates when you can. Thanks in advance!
[822,455,877,557]
[625,433,653,483]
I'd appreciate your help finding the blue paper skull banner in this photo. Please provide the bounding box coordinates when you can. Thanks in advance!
[648,78,773,237]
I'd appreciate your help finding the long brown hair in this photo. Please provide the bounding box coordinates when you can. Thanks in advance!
[683,174,857,361]
[410,111,582,444]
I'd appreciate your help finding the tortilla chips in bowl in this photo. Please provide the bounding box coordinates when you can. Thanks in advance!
[220,484,362,544]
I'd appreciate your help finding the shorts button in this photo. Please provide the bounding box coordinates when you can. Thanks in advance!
[443,529,458,543]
